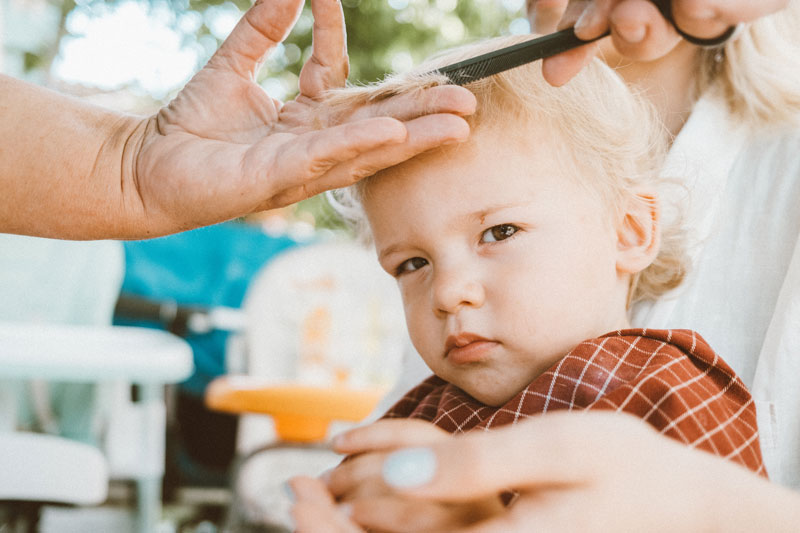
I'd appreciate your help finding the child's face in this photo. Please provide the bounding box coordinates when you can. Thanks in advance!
[362,127,633,406]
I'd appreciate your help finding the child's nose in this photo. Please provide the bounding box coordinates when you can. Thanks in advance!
[432,268,485,317]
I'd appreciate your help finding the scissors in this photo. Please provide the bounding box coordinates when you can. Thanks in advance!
[438,0,738,86]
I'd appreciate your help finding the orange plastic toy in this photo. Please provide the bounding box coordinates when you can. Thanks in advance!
[205,376,386,442]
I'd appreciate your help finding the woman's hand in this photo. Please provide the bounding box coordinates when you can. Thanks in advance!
[296,412,800,532]
[527,0,790,86]
[291,419,504,533]
[132,0,475,236]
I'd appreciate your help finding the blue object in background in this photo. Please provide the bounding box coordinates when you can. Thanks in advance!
[114,222,302,397]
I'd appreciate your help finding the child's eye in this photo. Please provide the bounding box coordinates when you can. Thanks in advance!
[481,224,520,243]
[396,257,428,276]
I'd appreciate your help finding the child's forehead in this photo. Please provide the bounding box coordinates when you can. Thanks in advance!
[391,119,570,177]
[364,121,582,201]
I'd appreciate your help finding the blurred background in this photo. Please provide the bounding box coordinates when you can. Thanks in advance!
[0,1,530,531]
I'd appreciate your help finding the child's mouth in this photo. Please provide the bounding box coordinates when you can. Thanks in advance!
[445,333,498,364]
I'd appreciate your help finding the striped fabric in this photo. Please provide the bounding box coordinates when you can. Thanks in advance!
[384,329,765,475]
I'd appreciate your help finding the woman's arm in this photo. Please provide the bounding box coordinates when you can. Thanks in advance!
[0,0,475,240]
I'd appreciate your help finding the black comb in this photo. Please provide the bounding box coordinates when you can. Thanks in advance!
[436,27,605,86]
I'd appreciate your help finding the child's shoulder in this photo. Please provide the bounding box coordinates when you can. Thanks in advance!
[594,328,717,366]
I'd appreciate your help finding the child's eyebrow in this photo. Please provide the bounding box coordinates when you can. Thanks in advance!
[471,201,530,224]
[377,201,532,262]
[378,242,412,263]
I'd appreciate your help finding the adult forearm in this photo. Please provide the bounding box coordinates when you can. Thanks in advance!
[0,74,148,239]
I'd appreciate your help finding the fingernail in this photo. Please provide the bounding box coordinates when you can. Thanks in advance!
[337,502,353,518]
[694,8,717,20]
[382,447,437,489]
[283,481,295,503]
[618,23,646,43]
[574,5,596,32]
[319,468,333,484]
[330,433,346,450]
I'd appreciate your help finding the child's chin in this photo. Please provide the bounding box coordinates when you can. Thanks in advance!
[470,388,516,407]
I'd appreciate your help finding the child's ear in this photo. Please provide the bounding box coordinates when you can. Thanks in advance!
[616,193,660,275]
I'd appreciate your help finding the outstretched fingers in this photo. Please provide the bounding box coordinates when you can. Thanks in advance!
[286,113,470,201]
[263,112,468,208]
[345,85,477,124]
[254,116,408,209]
[212,0,305,77]
[299,0,350,98]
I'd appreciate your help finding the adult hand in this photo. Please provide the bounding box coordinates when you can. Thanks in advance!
[291,475,363,533]
[136,0,475,235]
[0,0,475,239]
[303,412,800,532]
[527,0,790,86]
[290,419,503,533]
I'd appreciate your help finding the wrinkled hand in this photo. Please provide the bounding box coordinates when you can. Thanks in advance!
[290,419,504,533]
[527,0,790,86]
[132,0,475,234]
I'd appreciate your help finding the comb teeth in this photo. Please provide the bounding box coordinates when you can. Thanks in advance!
[436,27,604,86]
[442,60,492,85]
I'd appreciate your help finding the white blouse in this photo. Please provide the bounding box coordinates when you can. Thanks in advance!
[632,92,800,488]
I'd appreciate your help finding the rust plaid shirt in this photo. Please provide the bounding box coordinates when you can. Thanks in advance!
[384,329,765,475]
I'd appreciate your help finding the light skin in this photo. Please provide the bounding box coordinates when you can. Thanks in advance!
[534,1,703,136]
[291,122,660,531]
[0,0,475,240]
[291,2,800,531]
[532,0,789,88]
[362,126,643,407]
[293,413,800,533]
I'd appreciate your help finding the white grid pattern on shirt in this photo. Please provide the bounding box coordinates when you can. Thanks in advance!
[384,329,765,475]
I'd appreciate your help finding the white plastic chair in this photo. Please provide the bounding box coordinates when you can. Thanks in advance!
[205,239,408,530]
[0,235,193,533]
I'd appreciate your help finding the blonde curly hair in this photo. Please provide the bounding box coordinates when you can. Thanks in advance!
[326,34,687,306]
[697,0,800,126]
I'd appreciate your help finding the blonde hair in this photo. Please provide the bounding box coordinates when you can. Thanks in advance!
[697,0,800,125]
[326,35,686,305]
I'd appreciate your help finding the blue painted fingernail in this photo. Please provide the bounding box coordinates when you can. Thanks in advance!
[283,481,295,503]
[338,502,353,517]
[382,447,437,489]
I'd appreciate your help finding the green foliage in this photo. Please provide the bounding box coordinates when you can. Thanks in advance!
[47,0,524,91]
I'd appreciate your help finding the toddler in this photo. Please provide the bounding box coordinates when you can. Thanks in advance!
[325,35,764,474]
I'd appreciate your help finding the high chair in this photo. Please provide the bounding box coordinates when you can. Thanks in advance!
[0,235,193,533]
[204,240,408,531]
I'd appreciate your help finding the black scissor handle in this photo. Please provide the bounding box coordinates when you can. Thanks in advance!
[649,0,738,47]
